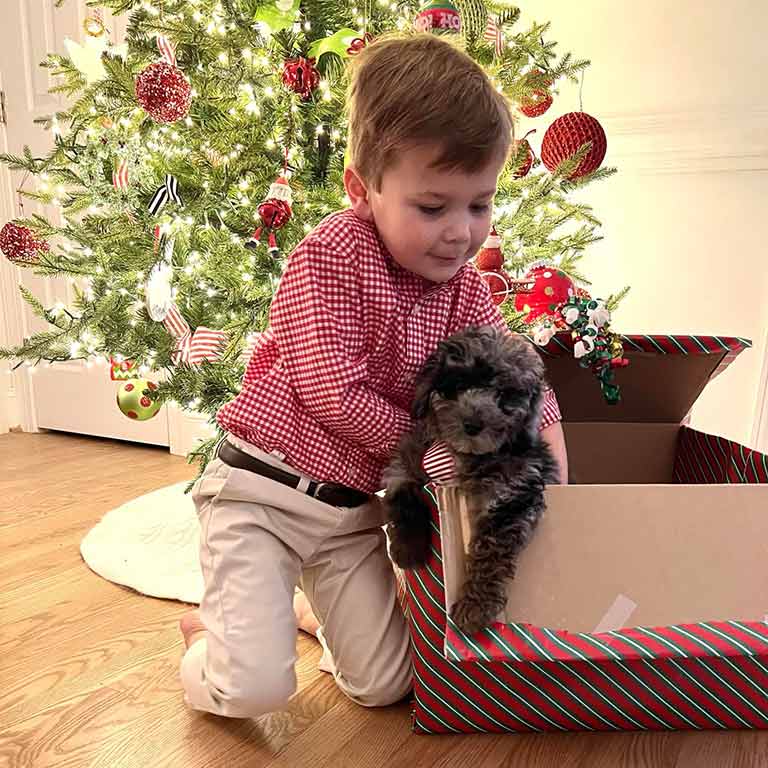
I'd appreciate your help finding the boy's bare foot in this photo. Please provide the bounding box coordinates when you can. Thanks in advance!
[293,589,321,636]
[180,609,207,649]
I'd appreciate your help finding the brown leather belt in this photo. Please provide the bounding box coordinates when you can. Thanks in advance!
[217,440,371,508]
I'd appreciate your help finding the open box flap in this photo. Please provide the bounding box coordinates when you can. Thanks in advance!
[537,334,751,423]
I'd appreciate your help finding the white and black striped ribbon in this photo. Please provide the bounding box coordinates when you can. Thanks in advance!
[148,174,182,215]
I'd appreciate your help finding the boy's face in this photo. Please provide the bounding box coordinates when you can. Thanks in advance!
[346,144,505,283]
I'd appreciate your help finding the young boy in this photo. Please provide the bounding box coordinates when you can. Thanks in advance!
[179,34,567,718]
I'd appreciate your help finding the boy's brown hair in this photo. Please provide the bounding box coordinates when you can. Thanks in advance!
[347,34,514,188]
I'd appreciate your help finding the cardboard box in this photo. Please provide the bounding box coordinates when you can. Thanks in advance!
[407,333,768,734]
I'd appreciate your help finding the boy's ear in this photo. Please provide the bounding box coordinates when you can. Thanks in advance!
[344,166,374,221]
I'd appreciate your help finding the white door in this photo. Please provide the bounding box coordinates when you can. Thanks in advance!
[0,1,171,446]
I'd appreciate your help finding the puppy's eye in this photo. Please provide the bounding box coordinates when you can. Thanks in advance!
[436,380,459,399]
[499,388,523,410]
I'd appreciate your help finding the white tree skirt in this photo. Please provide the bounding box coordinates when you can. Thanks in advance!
[80,482,203,604]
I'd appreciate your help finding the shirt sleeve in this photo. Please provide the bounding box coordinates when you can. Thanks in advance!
[461,266,563,430]
[270,238,410,459]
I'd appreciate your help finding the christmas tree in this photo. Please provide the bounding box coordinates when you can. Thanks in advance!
[0,0,624,472]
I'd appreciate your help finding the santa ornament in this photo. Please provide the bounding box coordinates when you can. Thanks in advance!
[246,176,293,255]
[135,36,191,124]
[474,228,504,271]
[414,0,461,33]
[541,112,607,179]
[0,222,49,266]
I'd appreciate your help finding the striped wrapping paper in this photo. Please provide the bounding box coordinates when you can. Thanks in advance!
[406,334,768,734]
[675,427,768,484]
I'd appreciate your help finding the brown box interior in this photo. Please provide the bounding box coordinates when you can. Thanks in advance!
[542,348,730,485]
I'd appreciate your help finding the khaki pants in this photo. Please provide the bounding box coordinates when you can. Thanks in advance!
[179,443,413,718]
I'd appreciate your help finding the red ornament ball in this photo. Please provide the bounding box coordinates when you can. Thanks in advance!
[541,112,607,179]
[282,57,320,100]
[135,61,191,123]
[0,222,49,266]
[514,265,576,322]
[480,270,512,306]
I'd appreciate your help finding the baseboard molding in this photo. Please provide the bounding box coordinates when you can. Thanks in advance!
[4,381,21,431]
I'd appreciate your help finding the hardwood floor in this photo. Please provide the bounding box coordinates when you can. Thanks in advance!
[2,431,767,767]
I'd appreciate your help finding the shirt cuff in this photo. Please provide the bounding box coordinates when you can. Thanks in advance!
[540,388,562,430]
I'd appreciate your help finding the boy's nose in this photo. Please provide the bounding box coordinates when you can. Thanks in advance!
[443,217,471,245]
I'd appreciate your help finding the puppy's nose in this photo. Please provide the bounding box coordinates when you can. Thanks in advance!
[463,419,483,436]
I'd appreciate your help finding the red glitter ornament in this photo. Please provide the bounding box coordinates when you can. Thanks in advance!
[541,112,607,179]
[0,222,49,266]
[514,265,576,322]
[281,57,320,100]
[135,61,191,123]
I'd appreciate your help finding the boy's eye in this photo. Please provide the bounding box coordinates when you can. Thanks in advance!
[471,204,491,214]
[418,205,444,216]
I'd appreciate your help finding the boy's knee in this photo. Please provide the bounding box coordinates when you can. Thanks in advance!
[345,657,413,708]
[182,640,297,718]
[214,664,297,718]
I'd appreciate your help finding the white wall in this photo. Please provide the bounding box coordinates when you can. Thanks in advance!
[518,0,768,448]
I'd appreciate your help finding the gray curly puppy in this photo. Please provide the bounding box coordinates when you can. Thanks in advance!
[384,325,559,634]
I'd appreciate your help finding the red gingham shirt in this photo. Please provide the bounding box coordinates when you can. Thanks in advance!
[217,210,561,492]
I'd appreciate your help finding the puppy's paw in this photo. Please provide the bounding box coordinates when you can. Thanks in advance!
[450,593,498,635]
[387,521,431,569]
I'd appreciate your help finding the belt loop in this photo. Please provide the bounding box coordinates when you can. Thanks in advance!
[296,475,311,493]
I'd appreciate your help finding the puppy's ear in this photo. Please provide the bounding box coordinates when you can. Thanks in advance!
[411,345,445,420]
[506,335,547,439]
[524,378,545,440]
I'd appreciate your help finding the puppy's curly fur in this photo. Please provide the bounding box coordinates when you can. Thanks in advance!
[384,326,559,634]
